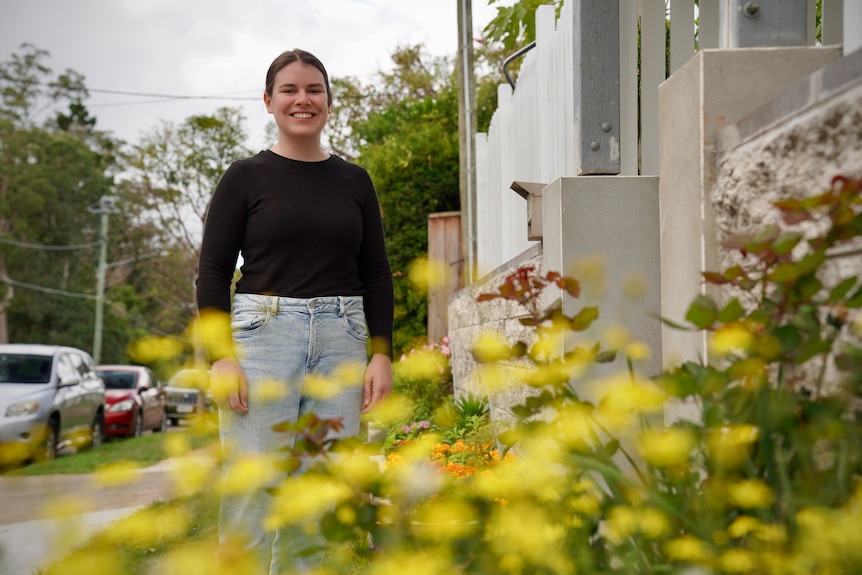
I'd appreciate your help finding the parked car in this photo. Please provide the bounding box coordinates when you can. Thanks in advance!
[165,368,213,426]
[95,365,168,438]
[0,344,105,464]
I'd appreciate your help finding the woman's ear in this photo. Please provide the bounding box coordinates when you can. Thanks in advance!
[263,92,273,113]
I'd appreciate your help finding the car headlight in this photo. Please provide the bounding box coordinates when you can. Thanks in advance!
[6,400,39,417]
[109,399,136,412]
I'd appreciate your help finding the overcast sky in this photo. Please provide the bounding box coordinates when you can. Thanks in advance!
[1,0,504,150]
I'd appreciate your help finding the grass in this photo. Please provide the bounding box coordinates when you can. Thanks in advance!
[4,420,219,476]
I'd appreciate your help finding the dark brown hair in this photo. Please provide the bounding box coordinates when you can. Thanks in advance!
[265,49,332,107]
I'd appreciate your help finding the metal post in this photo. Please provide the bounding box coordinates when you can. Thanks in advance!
[719,0,808,48]
[90,195,119,364]
[457,0,477,284]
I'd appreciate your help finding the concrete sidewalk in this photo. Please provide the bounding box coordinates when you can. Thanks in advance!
[0,455,213,574]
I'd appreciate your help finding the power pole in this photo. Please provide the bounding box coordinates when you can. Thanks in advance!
[90,195,119,364]
[457,0,477,284]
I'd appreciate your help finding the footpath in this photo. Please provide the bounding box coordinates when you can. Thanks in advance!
[0,456,196,575]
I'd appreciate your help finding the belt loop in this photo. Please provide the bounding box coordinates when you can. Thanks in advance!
[270,297,278,315]
[338,296,345,316]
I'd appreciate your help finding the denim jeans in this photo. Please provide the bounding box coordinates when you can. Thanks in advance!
[216,294,367,575]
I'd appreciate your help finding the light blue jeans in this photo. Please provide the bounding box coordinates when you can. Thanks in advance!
[216,294,367,575]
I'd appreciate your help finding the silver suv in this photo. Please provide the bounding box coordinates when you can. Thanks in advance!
[0,344,106,464]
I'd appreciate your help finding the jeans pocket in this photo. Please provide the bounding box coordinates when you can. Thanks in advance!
[231,307,271,339]
[341,308,369,341]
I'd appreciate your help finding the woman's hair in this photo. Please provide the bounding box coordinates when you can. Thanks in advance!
[265,49,332,107]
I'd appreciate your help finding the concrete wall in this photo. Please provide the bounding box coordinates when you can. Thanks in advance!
[658,46,843,368]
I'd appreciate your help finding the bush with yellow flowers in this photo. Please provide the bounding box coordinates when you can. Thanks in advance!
[299,175,862,574]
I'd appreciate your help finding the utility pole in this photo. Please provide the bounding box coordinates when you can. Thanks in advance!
[457,0,477,284]
[90,195,119,364]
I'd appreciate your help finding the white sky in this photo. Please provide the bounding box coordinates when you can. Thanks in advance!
[1,0,505,150]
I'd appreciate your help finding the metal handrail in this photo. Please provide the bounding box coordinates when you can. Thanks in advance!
[502,41,537,91]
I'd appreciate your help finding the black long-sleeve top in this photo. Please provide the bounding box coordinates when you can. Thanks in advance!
[196,150,394,357]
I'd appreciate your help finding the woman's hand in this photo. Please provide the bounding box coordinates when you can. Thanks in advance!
[362,353,392,414]
[210,357,249,414]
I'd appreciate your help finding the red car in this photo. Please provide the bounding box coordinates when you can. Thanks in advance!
[95,365,168,438]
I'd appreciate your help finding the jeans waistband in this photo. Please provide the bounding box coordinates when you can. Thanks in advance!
[234,293,363,315]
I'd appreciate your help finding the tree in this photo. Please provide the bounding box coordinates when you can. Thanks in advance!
[0,44,117,350]
[122,107,251,305]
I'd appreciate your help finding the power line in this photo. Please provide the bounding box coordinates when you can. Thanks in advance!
[0,236,99,250]
[0,276,193,340]
[0,73,259,102]
[0,276,95,299]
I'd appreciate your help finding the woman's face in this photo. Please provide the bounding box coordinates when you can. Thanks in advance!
[264,61,330,143]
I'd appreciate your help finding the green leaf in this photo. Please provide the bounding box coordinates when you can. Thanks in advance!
[718,298,746,323]
[594,349,618,363]
[569,306,599,331]
[846,285,862,308]
[772,231,803,255]
[685,295,718,329]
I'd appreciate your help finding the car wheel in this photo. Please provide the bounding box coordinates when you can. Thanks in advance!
[36,419,59,462]
[131,411,143,438]
[154,410,168,433]
[88,413,105,450]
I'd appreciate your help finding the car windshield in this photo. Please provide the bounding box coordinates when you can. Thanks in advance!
[98,371,138,390]
[0,354,52,384]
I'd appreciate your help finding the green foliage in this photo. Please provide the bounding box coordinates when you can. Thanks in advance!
[352,65,461,355]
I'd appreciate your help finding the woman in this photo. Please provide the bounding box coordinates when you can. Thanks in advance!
[196,48,394,573]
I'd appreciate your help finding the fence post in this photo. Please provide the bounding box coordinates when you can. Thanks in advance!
[720,0,809,48]
[572,0,620,175]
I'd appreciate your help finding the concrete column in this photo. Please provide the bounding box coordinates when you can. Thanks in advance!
[658,47,842,367]
[542,176,662,386]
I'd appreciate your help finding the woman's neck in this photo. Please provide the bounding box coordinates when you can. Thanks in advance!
[269,140,329,162]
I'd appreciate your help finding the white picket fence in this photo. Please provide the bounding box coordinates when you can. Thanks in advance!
[473,0,850,279]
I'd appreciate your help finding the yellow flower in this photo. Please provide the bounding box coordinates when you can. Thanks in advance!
[398,349,447,381]
[727,479,774,509]
[253,377,290,402]
[127,335,185,363]
[718,548,757,573]
[266,474,352,528]
[102,506,189,546]
[604,505,639,543]
[472,330,513,363]
[45,549,123,575]
[94,460,140,487]
[709,322,754,356]
[622,271,649,300]
[638,428,697,468]
[663,535,715,563]
[220,453,279,495]
[368,394,413,426]
[638,507,671,540]
[193,310,235,361]
[488,502,572,573]
[367,549,451,575]
[707,424,760,470]
[624,340,651,361]
[408,256,448,292]
[728,515,762,538]
[530,328,564,362]
[412,499,477,541]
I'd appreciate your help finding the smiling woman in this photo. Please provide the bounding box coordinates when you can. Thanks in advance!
[195,48,395,574]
